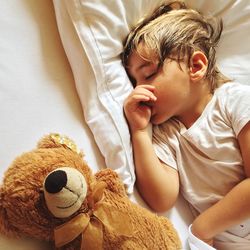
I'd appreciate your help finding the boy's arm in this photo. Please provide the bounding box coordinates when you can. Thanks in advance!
[123,84,179,212]
[132,128,179,212]
[191,121,250,245]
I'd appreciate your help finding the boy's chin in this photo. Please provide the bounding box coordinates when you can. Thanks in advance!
[150,116,166,125]
[150,116,164,125]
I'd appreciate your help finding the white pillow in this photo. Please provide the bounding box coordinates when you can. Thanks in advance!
[53,0,165,193]
[187,0,250,84]
[53,0,250,193]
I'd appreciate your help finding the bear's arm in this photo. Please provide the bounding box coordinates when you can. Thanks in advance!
[95,168,127,197]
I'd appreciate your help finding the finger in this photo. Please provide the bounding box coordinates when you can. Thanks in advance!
[133,88,157,101]
[130,92,157,105]
[126,94,151,106]
[135,84,156,92]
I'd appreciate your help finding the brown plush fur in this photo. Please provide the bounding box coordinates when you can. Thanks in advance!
[0,134,181,249]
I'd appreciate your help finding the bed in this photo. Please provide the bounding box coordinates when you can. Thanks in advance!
[0,1,249,249]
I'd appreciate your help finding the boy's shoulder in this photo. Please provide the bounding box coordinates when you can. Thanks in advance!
[216,81,250,95]
[215,81,250,111]
[215,82,250,101]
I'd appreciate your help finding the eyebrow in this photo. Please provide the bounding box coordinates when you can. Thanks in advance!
[137,61,152,69]
[126,61,151,70]
[126,62,148,81]
[136,61,151,71]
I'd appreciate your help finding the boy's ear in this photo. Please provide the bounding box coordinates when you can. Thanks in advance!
[189,51,208,82]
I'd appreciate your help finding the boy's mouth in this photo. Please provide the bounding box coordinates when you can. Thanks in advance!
[140,101,156,116]
[141,101,154,107]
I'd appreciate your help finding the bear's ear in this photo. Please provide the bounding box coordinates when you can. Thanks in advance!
[37,133,81,155]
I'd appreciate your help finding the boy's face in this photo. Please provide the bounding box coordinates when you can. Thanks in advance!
[127,50,195,125]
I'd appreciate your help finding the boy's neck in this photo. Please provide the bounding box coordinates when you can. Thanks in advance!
[176,80,213,129]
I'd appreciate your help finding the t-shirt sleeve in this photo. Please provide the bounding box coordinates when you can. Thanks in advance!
[152,122,178,170]
[224,83,250,137]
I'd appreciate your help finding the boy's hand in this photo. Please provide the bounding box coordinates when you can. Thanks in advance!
[191,228,214,246]
[124,85,157,133]
[191,215,214,247]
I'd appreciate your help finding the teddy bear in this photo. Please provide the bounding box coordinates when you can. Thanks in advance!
[0,133,181,249]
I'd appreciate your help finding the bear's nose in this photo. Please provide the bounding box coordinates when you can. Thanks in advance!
[44,170,67,194]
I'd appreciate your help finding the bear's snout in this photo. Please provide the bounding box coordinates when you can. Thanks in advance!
[44,170,67,194]
[43,167,88,218]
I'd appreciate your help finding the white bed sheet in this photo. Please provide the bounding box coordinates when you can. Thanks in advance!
[52,1,250,249]
[0,0,193,249]
[0,0,104,249]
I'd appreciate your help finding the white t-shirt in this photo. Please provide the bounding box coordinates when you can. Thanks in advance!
[153,82,250,247]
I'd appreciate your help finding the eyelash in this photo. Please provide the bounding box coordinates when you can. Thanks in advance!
[145,72,157,80]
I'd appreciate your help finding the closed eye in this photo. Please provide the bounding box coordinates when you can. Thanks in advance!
[144,63,161,81]
[145,72,157,80]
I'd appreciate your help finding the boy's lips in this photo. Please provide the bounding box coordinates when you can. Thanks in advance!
[141,101,154,107]
[140,101,155,115]
[151,108,156,117]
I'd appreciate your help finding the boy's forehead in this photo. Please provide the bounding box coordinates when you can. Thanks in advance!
[127,45,158,66]
[126,51,146,76]
[126,51,147,75]
[126,50,159,80]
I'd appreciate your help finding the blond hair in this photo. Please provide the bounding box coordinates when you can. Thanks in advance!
[122,1,230,92]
